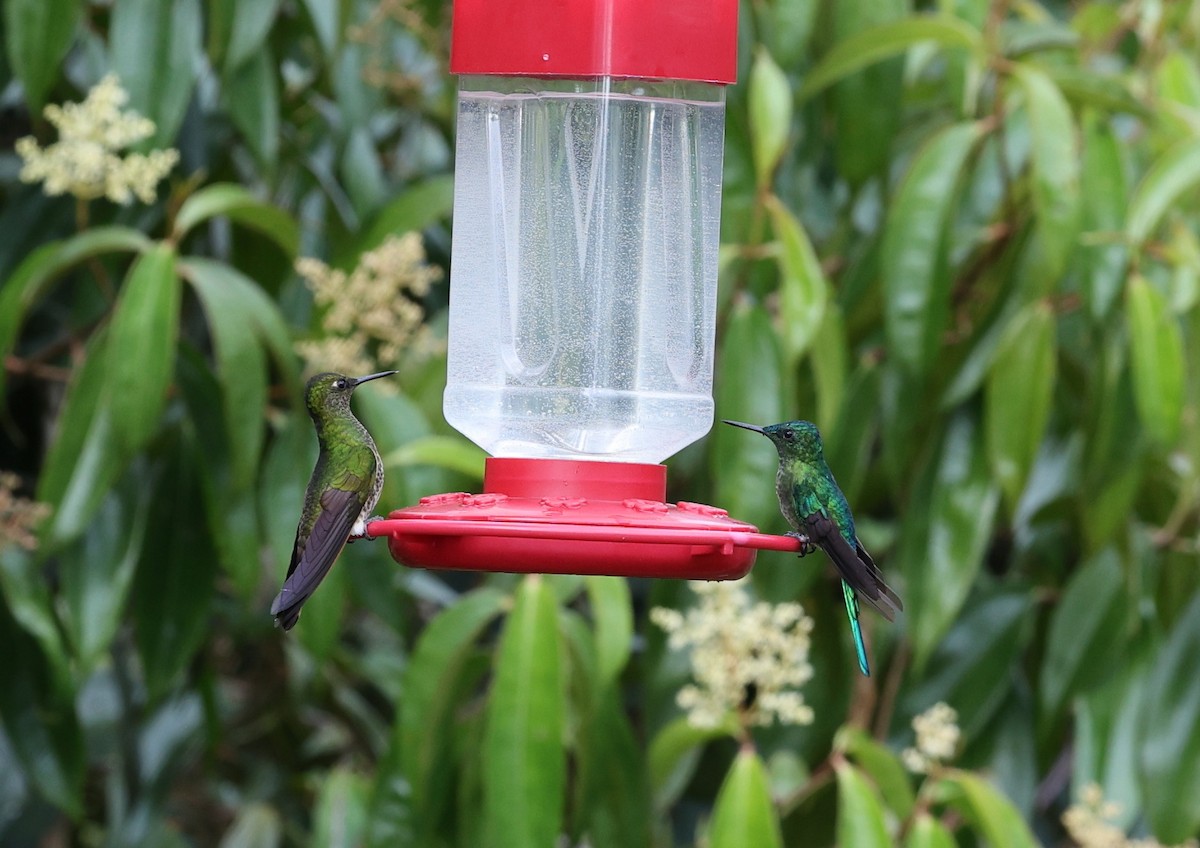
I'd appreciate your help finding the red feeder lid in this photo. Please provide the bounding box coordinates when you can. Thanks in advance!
[449,0,739,84]
[367,458,802,580]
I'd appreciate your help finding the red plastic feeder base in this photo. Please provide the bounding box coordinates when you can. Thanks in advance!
[366,457,802,579]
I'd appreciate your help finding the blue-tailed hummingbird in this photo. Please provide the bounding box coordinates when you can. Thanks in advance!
[724,419,903,675]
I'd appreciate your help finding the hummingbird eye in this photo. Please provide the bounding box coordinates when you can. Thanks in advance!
[334,378,347,390]
[782,429,795,441]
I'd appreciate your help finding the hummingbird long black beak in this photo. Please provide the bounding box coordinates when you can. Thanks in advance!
[723,419,766,434]
[350,370,398,386]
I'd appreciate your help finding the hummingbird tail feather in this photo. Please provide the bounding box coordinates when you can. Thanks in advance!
[803,513,901,620]
[272,488,364,631]
[842,581,870,676]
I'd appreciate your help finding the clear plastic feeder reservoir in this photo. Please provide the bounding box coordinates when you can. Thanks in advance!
[444,0,738,463]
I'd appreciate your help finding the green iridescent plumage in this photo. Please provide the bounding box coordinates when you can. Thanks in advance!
[724,419,903,675]
[270,370,395,630]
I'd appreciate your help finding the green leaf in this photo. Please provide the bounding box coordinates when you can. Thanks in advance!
[799,16,985,101]
[1126,275,1185,447]
[899,589,1032,738]
[0,226,151,405]
[106,244,181,456]
[1074,645,1153,825]
[938,770,1038,848]
[648,716,737,811]
[224,49,280,169]
[713,302,785,533]
[401,587,506,836]
[132,435,219,700]
[59,486,150,673]
[341,126,388,218]
[311,767,369,848]
[483,576,566,848]
[810,304,848,436]
[825,361,881,506]
[834,727,916,820]
[909,412,999,668]
[834,762,891,848]
[3,0,81,111]
[1038,548,1129,732]
[0,547,66,669]
[383,435,486,479]
[218,802,282,848]
[109,0,203,148]
[299,0,342,58]
[354,175,455,258]
[1127,139,1200,245]
[574,688,652,848]
[294,548,345,661]
[175,344,263,599]
[766,195,829,364]
[1079,120,1129,321]
[882,121,979,375]
[181,257,301,399]
[1141,590,1200,842]
[183,260,270,491]
[828,0,908,185]
[173,184,299,256]
[709,748,783,848]
[905,813,956,848]
[984,300,1056,508]
[1156,49,1200,112]
[1044,66,1150,119]
[1012,64,1081,280]
[0,596,83,816]
[585,576,633,690]
[37,330,128,544]
[748,47,792,187]
[219,0,279,73]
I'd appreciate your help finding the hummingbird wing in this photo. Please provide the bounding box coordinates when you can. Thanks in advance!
[271,484,366,630]
[798,510,902,622]
[852,538,904,613]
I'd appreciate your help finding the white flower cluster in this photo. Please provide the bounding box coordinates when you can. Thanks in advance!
[0,472,51,551]
[1063,784,1198,848]
[294,232,442,383]
[901,701,961,774]
[16,75,179,205]
[650,578,815,730]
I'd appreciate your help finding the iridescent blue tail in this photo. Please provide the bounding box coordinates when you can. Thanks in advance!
[842,580,869,676]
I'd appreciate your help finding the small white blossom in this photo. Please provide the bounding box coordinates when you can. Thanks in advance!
[901,701,960,774]
[16,75,178,204]
[651,578,815,730]
[1063,783,1198,848]
[295,232,443,383]
[0,472,51,551]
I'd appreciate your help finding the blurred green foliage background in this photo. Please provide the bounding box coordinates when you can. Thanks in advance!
[1,0,1199,845]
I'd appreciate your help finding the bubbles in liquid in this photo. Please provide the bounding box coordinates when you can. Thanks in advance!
[445,82,726,464]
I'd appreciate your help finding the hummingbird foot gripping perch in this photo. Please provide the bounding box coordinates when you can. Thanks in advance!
[349,515,387,541]
[786,531,818,557]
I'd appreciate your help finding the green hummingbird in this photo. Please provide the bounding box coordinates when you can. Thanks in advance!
[723,419,903,676]
[271,370,396,630]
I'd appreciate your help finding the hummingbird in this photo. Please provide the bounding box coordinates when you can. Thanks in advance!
[723,419,903,676]
[270,370,396,630]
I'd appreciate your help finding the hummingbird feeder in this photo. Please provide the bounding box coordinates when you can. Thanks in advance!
[368,0,804,577]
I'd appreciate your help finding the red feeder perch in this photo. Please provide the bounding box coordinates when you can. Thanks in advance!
[373,0,798,577]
